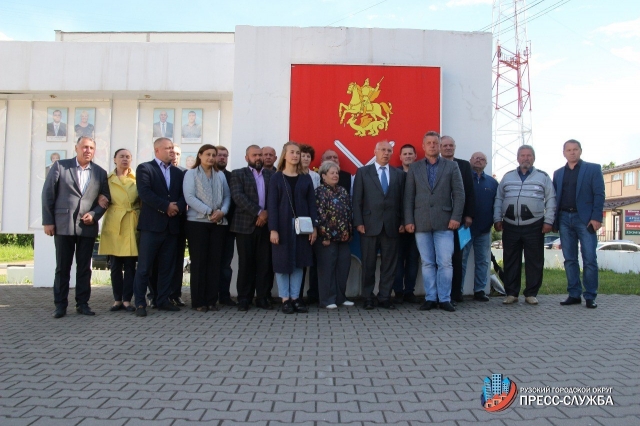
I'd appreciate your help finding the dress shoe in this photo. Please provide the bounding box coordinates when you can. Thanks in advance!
[158,303,180,312]
[439,301,456,312]
[170,297,186,307]
[451,294,464,303]
[393,295,405,305]
[292,299,308,313]
[124,305,136,312]
[342,300,355,307]
[220,298,237,307]
[363,299,375,310]
[109,303,123,312]
[238,300,250,311]
[525,296,539,305]
[474,291,490,302]
[325,304,338,309]
[403,293,419,304]
[503,295,519,304]
[560,296,581,306]
[305,296,319,305]
[52,307,66,319]
[76,304,95,316]
[135,306,147,317]
[380,300,396,310]
[585,299,597,309]
[194,306,208,312]
[255,298,273,310]
[281,300,295,314]
[208,305,219,312]
[419,301,436,311]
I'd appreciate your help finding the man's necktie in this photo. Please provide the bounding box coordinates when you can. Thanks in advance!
[380,167,388,195]
[162,123,166,136]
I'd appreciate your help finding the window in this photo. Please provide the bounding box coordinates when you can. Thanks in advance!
[612,173,621,181]
[638,171,640,189]
[624,171,635,186]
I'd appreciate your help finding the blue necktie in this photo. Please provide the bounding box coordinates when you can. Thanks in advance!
[380,167,388,195]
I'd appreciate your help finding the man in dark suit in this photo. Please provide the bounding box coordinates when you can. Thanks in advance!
[216,145,237,306]
[152,110,174,138]
[132,137,186,317]
[47,109,67,137]
[553,139,605,309]
[230,145,274,311]
[42,136,110,318]
[440,135,476,303]
[353,141,406,309]
[405,131,465,312]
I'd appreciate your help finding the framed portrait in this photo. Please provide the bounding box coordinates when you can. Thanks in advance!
[45,150,66,176]
[181,108,203,143]
[46,107,68,142]
[153,108,175,139]
[74,108,96,139]
[181,152,198,170]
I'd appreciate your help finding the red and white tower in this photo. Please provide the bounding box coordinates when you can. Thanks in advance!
[491,0,532,176]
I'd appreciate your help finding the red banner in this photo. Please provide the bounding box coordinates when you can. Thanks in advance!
[289,64,441,174]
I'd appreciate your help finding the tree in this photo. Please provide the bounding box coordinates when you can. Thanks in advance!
[602,161,616,171]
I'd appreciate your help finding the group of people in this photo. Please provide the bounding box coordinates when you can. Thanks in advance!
[42,131,604,319]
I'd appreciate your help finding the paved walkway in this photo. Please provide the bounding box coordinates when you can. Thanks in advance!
[1,285,639,426]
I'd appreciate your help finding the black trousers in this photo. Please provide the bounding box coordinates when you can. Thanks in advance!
[315,241,351,307]
[219,227,235,302]
[360,228,398,301]
[450,229,464,299]
[235,226,271,302]
[185,221,226,308]
[149,227,185,302]
[53,235,95,309]
[110,256,137,302]
[502,219,545,297]
[133,230,177,308]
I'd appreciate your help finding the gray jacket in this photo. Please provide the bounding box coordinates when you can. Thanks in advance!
[493,167,556,226]
[404,157,465,232]
[41,158,110,237]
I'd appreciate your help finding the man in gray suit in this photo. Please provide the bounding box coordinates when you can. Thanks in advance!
[153,110,174,138]
[42,136,110,318]
[353,141,405,310]
[405,131,464,312]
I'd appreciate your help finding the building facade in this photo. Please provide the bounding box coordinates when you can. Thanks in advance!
[603,158,640,244]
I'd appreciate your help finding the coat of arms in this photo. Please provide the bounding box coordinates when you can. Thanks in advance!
[338,78,393,137]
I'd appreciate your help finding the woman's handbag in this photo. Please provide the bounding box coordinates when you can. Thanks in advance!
[283,174,314,235]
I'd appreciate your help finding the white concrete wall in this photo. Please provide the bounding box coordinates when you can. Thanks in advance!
[230,26,493,172]
[56,31,235,44]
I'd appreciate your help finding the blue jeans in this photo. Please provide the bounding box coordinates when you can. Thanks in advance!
[559,211,598,300]
[461,232,491,294]
[276,268,304,299]
[415,231,454,302]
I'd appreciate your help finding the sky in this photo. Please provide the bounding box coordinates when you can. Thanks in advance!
[0,0,639,176]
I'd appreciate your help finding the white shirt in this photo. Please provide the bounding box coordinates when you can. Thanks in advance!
[75,159,92,194]
[375,162,391,187]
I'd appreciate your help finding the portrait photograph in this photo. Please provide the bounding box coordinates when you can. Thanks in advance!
[74,108,96,139]
[181,152,197,170]
[46,107,68,142]
[153,108,175,139]
[45,150,66,176]
[181,108,203,143]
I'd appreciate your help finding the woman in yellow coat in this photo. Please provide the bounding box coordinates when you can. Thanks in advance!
[99,148,140,312]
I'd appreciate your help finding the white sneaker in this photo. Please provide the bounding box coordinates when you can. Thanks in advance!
[525,296,539,305]
[503,295,519,304]
[341,300,354,306]
[325,304,338,309]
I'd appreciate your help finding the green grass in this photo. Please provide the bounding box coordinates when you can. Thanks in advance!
[537,268,640,295]
[0,245,34,263]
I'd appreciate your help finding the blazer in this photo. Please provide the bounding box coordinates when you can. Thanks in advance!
[404,157,465,232]
[136,160,186,235]
[47,122,67,137]
[152,121,174,138]
[99,169,140,256]
[222,168,236,224]
[41,158,110,237]
[453,158,476,220]
[552,160,605,228]
[229,167,273,234]
[352,163,405,237]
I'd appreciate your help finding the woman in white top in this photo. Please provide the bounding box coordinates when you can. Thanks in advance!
[183,144,230,312]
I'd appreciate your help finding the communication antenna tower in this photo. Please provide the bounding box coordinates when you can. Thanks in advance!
[491,0,532,175]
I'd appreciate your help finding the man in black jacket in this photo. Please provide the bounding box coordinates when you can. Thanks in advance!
[216,145,237,306]
[440,136,475,303]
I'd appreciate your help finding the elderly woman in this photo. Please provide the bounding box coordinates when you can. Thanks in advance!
[268,142,318,314]
[314,161,354,309]
[99,148,140,312]
[183,144,230,312]
[75,110,95,138]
